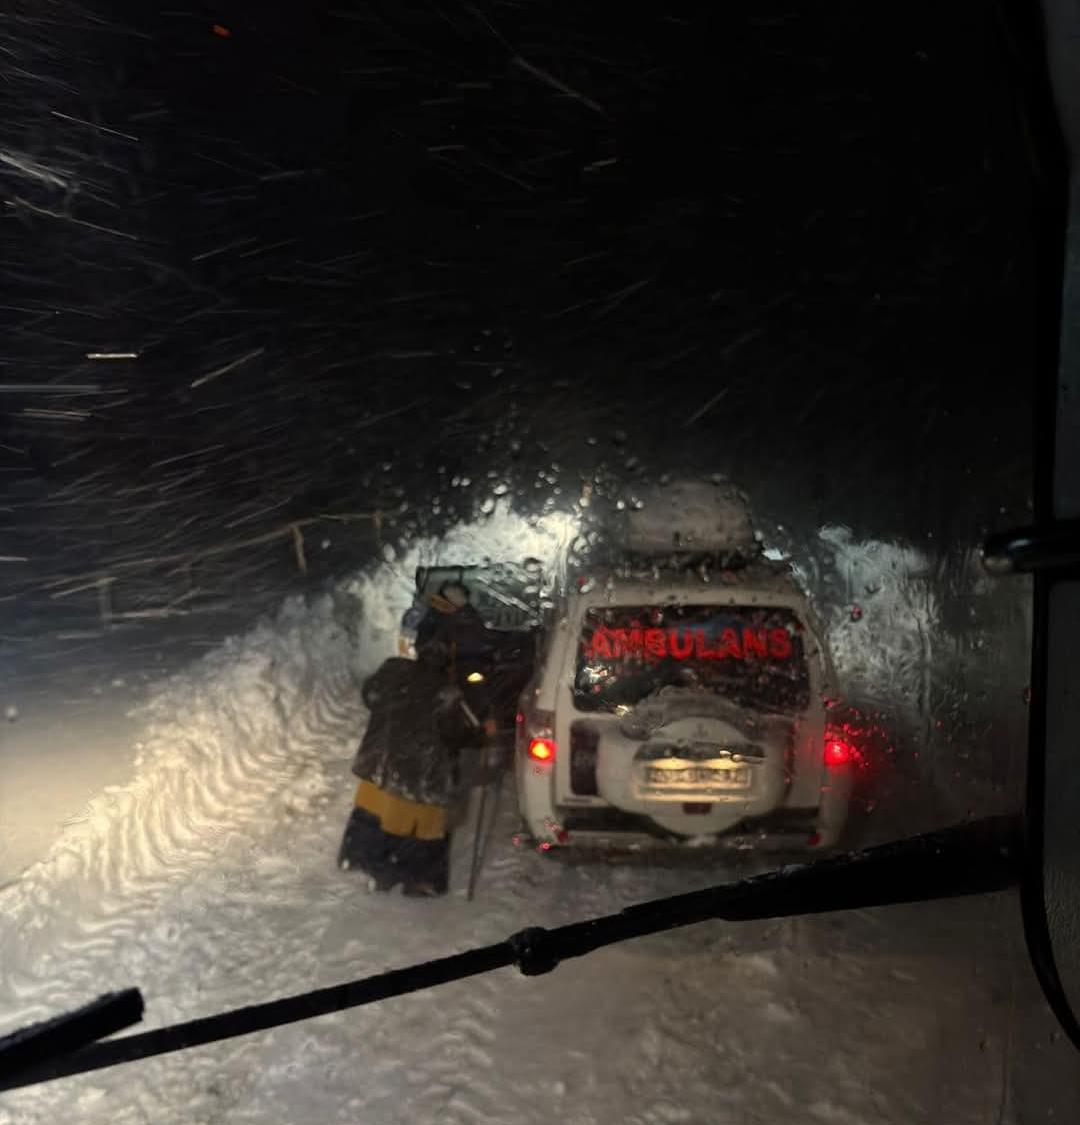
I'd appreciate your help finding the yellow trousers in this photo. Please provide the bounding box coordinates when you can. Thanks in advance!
[354,780,447,841]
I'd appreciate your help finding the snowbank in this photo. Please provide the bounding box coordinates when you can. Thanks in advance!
[0,503,578,1032]
[779,524,1028,815]
[803,525,939,714]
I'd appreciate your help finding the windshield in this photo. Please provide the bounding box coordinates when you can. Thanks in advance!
[414,563,544,632]
[1,3,1077,1123]
[574,604,811,714]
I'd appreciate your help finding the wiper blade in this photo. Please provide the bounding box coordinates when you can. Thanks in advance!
[0,989,143,1081]
[0,816,1020,1093]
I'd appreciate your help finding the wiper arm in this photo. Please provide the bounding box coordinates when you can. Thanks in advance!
[0,815,1020,1093]
[0,989,143,1080]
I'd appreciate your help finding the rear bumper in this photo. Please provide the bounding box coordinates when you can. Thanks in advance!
[548,832,823,855]
[542,805,835,853]
[517,748,853,853]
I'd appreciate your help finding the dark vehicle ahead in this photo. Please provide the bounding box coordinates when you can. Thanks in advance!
[398,563,540,737]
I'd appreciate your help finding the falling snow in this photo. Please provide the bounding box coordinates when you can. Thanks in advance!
[0,3,1073,1123]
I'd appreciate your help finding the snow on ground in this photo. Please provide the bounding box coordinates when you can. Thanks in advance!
[0,507,1075,1124]
[0,694,140,882]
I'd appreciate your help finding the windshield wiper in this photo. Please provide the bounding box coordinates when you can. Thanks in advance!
[0,990,143,1079]
[0,815,1020,1093]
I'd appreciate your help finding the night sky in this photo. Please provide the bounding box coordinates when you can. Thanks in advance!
[0,1,1045,631]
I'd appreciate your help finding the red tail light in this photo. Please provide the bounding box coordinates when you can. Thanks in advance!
[824,736,857,769]
[528,737,556,762]
[519,708,556,761]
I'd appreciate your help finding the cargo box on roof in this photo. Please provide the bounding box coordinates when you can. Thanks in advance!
[620,481,757,556]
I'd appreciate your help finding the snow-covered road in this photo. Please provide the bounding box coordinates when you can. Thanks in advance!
[0,510,1076,1124]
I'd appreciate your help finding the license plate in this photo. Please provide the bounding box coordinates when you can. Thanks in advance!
[643,764,751,789]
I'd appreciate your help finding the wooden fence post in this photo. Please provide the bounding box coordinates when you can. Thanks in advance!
[291,523,308,574]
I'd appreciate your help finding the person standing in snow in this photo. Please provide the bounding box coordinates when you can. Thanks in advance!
[415,580,490,672]
[338,637,492,896]
[417,580,524,746]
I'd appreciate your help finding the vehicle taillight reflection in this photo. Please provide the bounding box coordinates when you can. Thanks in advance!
[528,737,556,762]
[824,735,858,769]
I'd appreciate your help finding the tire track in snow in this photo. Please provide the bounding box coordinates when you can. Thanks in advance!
[0,594,369,1036]
[409,975,505,1125]
[0,665,366,1123]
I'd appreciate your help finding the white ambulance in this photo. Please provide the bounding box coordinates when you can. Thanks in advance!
[515,484,856,853]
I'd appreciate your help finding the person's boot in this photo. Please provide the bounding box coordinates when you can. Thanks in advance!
[402,881,444,897]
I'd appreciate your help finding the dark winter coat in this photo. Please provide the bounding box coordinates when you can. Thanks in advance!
[351,657,482,807]
[416,603,491,663]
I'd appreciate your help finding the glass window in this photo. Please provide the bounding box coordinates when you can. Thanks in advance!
[1,3,1078,1123]
[574,604,811,715]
